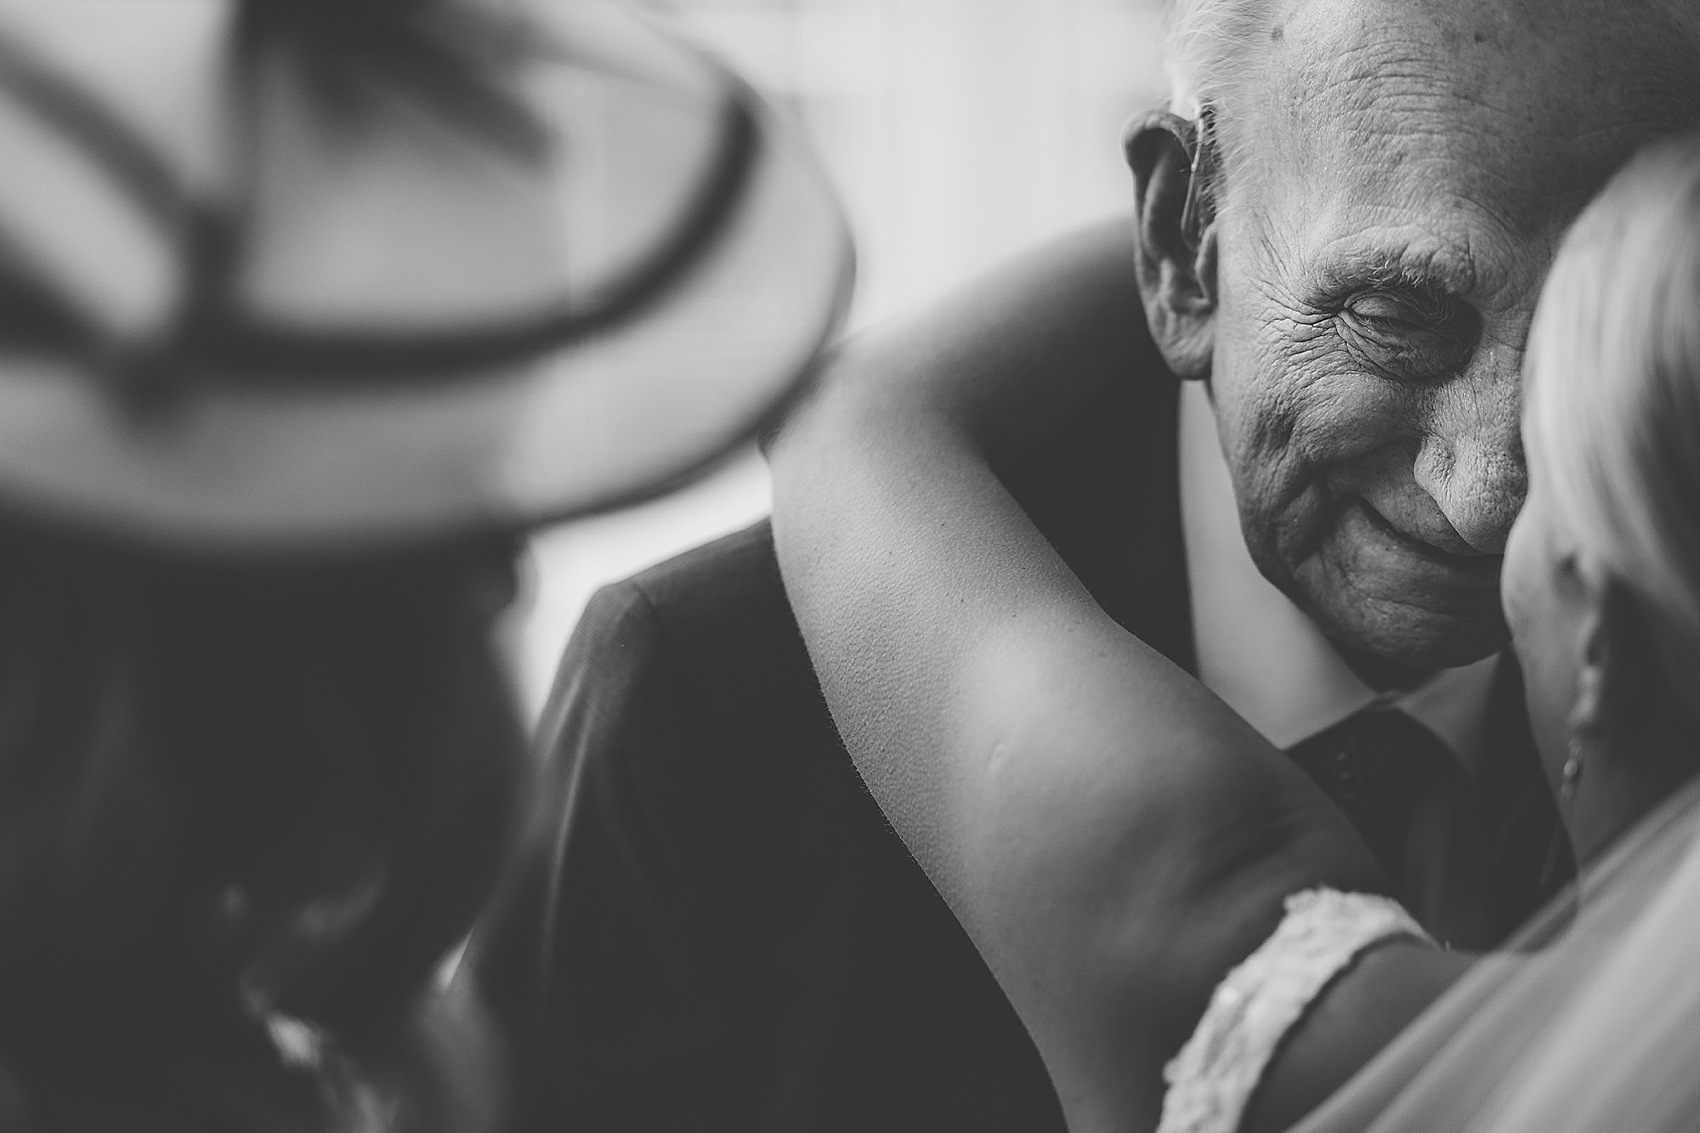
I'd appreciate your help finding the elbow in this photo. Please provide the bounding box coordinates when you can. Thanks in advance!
[1177,788,1387,909]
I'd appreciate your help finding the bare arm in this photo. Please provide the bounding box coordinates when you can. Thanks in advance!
[769,224,1463,1130]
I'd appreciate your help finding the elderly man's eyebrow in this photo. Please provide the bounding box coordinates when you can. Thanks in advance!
[1307,246,1479,303]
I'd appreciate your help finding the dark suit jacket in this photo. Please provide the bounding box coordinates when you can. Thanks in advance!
[465,241,1567,1133]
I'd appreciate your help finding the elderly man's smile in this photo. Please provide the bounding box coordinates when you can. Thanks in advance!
[1172,0,1700,672]
[1339,500,1502,612]
[1348,500,1502,580]
[1279,499,1510,669]
[1275,494,1504,613]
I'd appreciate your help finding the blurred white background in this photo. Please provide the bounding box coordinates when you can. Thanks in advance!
[512,0,1170,716]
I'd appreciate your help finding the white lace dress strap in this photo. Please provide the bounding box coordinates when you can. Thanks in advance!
[1156,888,1433,1133]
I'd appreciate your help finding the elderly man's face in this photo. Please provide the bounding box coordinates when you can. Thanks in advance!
[1145,0,1700,674]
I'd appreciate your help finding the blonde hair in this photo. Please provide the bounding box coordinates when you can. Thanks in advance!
[1527,132,1700,724]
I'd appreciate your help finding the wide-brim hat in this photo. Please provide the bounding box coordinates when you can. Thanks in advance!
[0,0,853,551]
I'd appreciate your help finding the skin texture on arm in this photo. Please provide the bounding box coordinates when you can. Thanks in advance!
[767,231,1465,1131]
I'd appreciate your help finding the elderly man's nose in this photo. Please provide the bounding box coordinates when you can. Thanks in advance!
[1412,399,1527,555]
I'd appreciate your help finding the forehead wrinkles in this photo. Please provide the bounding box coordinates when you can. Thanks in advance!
[1233,0,1700,260]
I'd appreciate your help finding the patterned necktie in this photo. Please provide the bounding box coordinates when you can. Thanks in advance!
[1284,708,1463,890]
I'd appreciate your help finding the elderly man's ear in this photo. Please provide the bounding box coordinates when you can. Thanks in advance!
[1124,110,1217,382]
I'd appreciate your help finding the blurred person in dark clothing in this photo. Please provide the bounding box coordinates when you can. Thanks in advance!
[0,1,848,1129]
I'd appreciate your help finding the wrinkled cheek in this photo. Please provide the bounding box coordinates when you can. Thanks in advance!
[1209,267,1355,584]
[1229,356,1360,572]
[1223,416,1333,589]
[1287,359,1423,466]
[1275,486,1339,565]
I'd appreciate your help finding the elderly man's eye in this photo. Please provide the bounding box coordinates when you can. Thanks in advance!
[1337,290,1476,382]
[1347,293,1429,330]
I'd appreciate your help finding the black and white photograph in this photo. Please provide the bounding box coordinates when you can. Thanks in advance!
[2,1,1699,1131]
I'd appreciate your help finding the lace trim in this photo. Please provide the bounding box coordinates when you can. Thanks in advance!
[1156,888,1432,1133]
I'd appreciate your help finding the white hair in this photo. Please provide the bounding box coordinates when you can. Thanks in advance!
[1526,132,1700,723]
[1163,0,1274,121]
[1159,0,1281,210]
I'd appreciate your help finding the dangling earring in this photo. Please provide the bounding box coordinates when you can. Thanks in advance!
[1560,735,1585,803]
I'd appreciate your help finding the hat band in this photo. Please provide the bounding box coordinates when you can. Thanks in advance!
[0,22,759,400]
[196,88,760,386]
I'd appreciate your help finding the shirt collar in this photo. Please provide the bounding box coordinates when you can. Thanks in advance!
[1177,380,1499,776]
